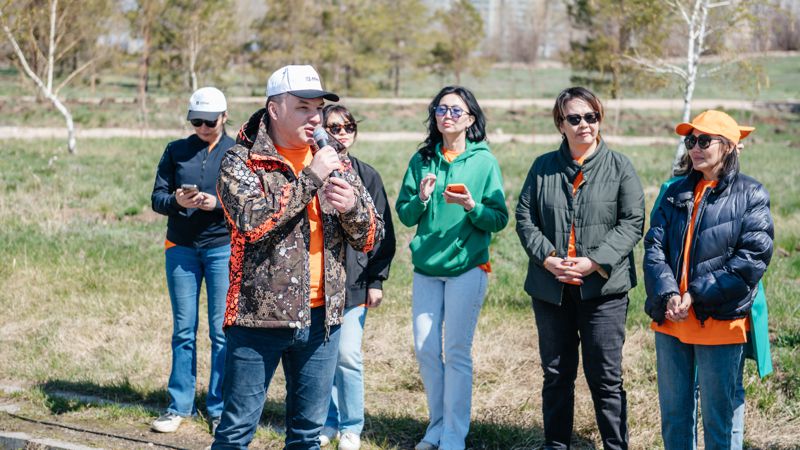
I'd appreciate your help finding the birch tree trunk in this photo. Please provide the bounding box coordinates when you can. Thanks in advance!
[188,23,198,92]
[672,0,711,172]
[1,0,77,154]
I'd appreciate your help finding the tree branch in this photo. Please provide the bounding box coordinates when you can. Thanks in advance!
[46,0,56,92]
[2,9,48,94]
[624,54,688,80]
[55,56,97,95]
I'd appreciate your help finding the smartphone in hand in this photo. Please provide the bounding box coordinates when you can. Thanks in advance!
[180,184,199,194]
[445,183,467,194]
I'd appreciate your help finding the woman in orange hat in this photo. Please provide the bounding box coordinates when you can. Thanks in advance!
[644,110,774,449]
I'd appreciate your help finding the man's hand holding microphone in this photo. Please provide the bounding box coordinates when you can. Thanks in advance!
[309,126,356,214]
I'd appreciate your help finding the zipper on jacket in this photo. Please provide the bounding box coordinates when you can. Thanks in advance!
[674,199,693,285]
[688,188,712,327]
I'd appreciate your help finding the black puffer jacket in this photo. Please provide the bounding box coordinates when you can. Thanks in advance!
[644,170,774,324]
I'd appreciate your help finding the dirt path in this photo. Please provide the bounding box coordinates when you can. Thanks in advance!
[0,126,675,146]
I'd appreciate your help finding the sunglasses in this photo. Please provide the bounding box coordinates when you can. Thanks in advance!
[563,112,600,126]
[190,118,219,128]
[684,134,724,150]
[434,105,469,120]
[326,123,357,134]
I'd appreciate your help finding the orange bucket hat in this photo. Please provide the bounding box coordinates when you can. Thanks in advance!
[675,110,755,145]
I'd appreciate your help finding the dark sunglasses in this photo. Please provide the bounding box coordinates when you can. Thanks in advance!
[684,134,724,150]
[326,123,357,134]
[434,105,468,120]
[190,118,219,128]
[563,112,600,126]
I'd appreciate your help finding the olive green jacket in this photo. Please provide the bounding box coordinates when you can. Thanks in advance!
[515,139,645,304]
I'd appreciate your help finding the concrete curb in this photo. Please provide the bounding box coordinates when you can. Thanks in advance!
[0,431,103,450]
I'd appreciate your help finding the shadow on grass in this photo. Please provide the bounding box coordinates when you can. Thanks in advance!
[35,379,596,449]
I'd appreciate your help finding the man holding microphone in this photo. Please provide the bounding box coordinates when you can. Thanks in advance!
[212,65,383,449]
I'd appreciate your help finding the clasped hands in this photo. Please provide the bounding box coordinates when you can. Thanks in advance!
[665,293,693,323]
[543,255,600,285]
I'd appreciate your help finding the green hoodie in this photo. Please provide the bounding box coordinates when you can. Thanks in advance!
[396,140,508,277]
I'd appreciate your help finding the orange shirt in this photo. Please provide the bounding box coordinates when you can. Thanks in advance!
[441,147,491,273]
[652,179,749,345]
[567,154,588,259]
[276,145,325,308]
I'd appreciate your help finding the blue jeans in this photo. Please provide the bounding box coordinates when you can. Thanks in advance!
[212,307,341,450]
[655,332,745,450]
[531,286,629,450]
[412,267,487,450]
[165,243,229,418]
[325,305,367,435]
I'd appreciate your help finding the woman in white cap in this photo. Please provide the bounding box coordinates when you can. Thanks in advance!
[150,86,234,435]
[644,110,774,449]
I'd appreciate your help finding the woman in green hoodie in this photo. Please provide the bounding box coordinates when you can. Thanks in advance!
[396,86,508,450]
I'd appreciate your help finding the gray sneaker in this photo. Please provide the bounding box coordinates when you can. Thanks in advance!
[151,412,183,433]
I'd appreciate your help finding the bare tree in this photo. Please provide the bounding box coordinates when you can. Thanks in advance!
[626,0,756,170]
[1,0,93,154]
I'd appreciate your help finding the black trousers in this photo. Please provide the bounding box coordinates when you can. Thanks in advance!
[531,285,629,450]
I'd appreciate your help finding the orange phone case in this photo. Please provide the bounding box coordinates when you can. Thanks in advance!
[446,183,466,193]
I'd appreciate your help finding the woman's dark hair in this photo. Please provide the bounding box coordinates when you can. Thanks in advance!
[552,86,605,133]
[322,104,358,141]
[674,133,740,178]
[418,86,486,161]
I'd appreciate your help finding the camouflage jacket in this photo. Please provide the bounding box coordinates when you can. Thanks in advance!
[217,114,383,330]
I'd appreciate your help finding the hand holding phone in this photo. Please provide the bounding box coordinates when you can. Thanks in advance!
[176,184,202,209]
[445,183,467,194]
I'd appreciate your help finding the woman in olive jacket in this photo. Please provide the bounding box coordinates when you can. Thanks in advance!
[515,87,644,450]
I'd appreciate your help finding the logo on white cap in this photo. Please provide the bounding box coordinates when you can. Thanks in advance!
[266,65,339,101]
[187,87,227,121]
[188,87,227,113]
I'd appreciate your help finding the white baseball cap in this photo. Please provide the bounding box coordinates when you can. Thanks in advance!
[266,65,339,102]
[187,87,227,121]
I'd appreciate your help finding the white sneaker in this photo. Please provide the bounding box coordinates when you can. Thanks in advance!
[338,432,361,450]
[319,426,339,447]
[151,412,183,433]
[414,441,437,450]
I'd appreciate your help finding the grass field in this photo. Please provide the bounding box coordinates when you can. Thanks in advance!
[1,110,799,449]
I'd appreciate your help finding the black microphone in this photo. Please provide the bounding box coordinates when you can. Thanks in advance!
[313,126,340,178]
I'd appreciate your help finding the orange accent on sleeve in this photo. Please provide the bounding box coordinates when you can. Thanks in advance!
[478,262,492,273]
[362,204,377,253]
[164,239,177,250]
[222,229,244,327]
[652,179,749,345]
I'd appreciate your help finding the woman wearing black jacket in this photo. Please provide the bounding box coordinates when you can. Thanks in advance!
[644,110,774,449]
[318,105,396,450]
[150,87,234,435]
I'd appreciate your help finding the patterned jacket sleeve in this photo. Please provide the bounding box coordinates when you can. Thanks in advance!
[217,147,323,243]
[338,165,384,253]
